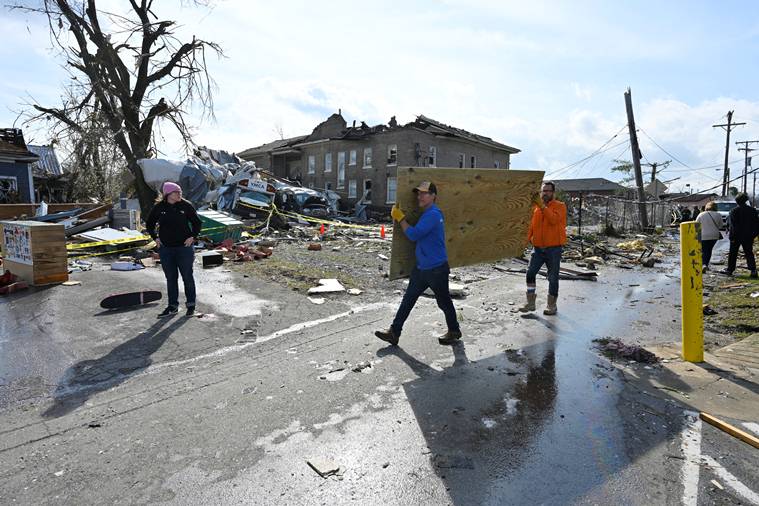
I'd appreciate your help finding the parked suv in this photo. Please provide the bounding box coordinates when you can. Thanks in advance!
[714,200,738,229]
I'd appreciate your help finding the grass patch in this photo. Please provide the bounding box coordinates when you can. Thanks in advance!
[706,276,759,338]
[234,257,361,292]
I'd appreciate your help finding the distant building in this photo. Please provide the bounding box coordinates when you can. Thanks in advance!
[659,192,718,210]
[239,113,520,209]
[553,178,634,198]
[0,128,39,203]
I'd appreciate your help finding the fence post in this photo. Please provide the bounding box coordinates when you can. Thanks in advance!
[680,221,704,362]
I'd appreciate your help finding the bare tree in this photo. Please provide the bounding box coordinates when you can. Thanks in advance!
[13,0,222,214]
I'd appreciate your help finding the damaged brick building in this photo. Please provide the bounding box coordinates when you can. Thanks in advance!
[239,113,519,209]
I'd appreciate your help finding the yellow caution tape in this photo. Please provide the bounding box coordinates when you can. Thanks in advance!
[66,225,229,250]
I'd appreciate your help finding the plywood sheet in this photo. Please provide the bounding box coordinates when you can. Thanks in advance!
[389,167,545,279]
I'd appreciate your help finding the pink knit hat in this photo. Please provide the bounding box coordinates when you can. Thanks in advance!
[162,182,182,196]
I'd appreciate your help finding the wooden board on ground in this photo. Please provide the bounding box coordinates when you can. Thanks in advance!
[389,167,544,280]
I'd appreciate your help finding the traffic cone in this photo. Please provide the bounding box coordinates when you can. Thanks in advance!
[380,224,386,239]
[320,223,325,235]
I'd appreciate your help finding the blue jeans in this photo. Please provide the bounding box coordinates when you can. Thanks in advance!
[159,245,196,308]
[526,246,563,297]
[391,262,459,337]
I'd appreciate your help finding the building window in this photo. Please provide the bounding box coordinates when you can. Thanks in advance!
[387,145,397,165]
[457,153,465,168]
[386,177,397,203]
[363,180,372,203]
[307,155,316,174]
[348,179,357,198]
[349,150,357,166]
[494,160,501,169]
[428,146,437,167]
[363,147,372,168]
[470,155,477,168]
[324,152,332,173]
[337,152,346,188]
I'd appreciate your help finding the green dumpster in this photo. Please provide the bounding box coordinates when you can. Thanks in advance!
[197,210,244,244]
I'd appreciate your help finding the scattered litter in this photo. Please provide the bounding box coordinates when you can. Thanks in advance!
[307,243,322,251]
[378,254,389,261]
[593,338,659,363]
[710,479,724,491]
[433,454,474,470]
[54,470,64,477]
[449,283,467,298]
[110,261,144,271]
[307,458,340,478]
[240,329,255,335]
[347,288,363,296]
[68,259,93,272]
[482,418,497,429]
[308,297,326,305]
[199,251,224,268]
[640,258,656,268]
[382,462,390,469]
[703,304,718,315]
[62,280,81,286]
[617,239,647,251]
[351,362,372,373]
[307,278,345,294]
[750,292,759,298]
[87,422,102,428]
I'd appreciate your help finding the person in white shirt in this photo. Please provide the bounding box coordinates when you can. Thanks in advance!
[695,201,723,271]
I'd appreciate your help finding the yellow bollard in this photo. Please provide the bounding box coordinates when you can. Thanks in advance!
[680,221,704,362]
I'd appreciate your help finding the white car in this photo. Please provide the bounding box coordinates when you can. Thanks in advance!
[714,200,738,229]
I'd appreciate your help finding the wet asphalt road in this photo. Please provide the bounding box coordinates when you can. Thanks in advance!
[1,257,757,505]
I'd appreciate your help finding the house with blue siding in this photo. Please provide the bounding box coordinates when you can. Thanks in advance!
[0,128,39,204]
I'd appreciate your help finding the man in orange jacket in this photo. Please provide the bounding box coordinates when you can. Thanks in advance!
[519,181,567,315]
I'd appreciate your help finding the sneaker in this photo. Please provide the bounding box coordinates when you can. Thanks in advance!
[438,330,462,345]
[719,269,733,275]
[158,306,178,318]
[185,306,196,317]
[374,328,399,346]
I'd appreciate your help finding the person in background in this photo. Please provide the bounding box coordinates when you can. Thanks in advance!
[695,202,723,272]
[146,182,203,317]
[374,181,462,346]
[722,192,759,278]
[519,181,567,315]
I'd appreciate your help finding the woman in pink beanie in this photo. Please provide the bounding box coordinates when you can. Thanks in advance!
[145,182,202,317]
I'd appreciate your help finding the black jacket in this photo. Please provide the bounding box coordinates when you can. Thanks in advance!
[146,199,202,247]
[727,203,759,242]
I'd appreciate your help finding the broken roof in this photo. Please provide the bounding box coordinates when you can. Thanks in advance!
[28,145,63,176]
[411,115,520,154]
[0,128,39,162]
[238,135,309,158]
[240,113,520,156]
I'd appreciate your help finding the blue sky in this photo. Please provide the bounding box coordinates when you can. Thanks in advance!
[3,0,759,194]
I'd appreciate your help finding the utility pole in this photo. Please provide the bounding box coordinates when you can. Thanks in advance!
[643,160,670,199]
[735,140,758,194]
[624,88,648,229]
[713,111,745,196]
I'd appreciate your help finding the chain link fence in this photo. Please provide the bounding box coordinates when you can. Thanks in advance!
[564,193,677,234]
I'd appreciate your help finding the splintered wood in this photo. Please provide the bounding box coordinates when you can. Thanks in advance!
[389,167,544,280]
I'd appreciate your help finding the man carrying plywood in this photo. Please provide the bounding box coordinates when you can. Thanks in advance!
[519,181,567,315]
[374,181,462,347]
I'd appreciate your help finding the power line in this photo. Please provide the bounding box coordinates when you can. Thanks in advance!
[546,124,629,178]
[638,128,693,169]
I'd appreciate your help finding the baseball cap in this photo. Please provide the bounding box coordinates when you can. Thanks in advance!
[413,181,437,194]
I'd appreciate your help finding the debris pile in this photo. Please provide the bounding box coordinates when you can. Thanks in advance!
[593,338,659,364]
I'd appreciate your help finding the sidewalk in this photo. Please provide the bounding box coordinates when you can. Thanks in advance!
[646,335,759,425]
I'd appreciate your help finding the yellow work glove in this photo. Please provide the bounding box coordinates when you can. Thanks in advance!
[532,193,544,208]
[391,204,405,222]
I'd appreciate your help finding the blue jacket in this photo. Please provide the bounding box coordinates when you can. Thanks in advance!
[404,204,448,270]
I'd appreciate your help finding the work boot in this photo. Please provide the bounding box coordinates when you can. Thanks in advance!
[438,329,462,345]
[158,306,178,318]
[543,295,558,315]
[518,292,537,312]
[185,306,196,317]
[374,328,399,346]
[719,268,733,276]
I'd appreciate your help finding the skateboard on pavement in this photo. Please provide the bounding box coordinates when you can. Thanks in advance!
[100,290,162,309]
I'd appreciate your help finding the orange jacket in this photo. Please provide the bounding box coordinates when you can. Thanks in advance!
[528,199,567,248]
